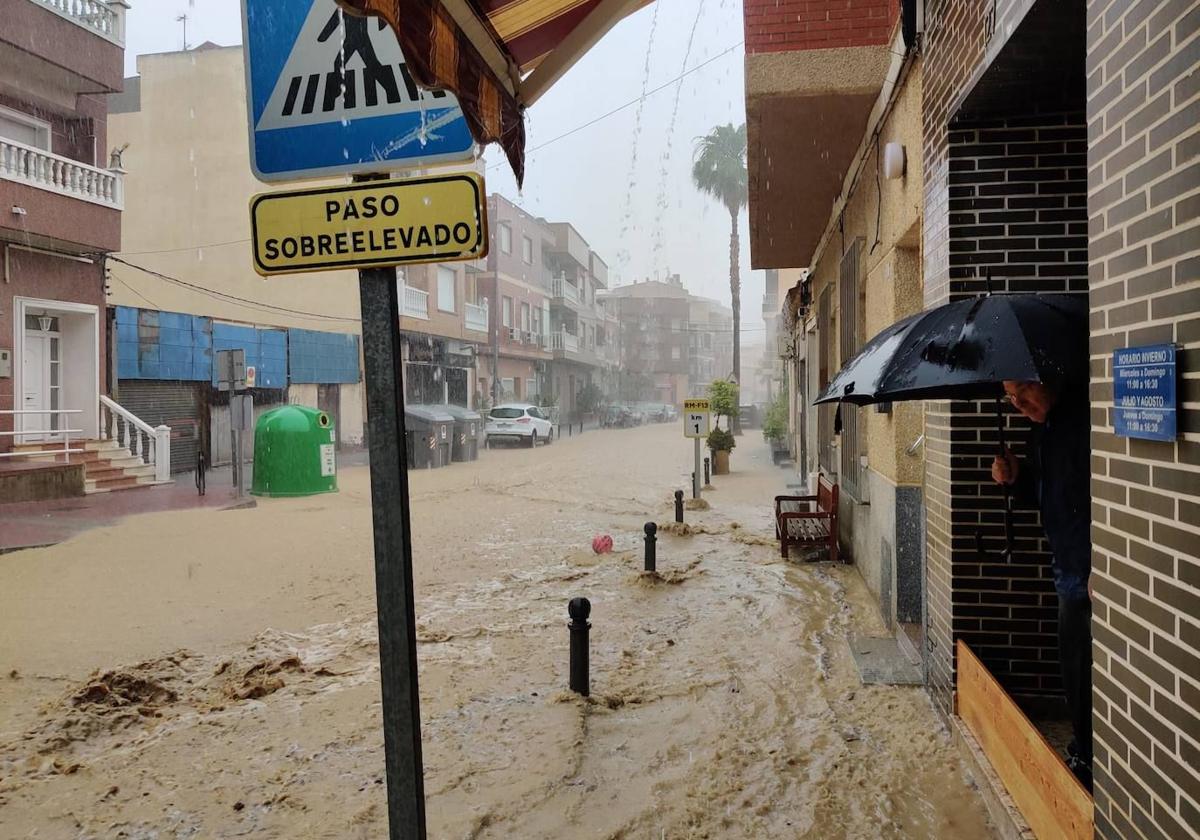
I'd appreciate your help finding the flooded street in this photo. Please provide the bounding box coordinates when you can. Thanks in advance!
[0,425,994,838]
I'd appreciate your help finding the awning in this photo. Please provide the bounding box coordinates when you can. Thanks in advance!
[336,0,651,186]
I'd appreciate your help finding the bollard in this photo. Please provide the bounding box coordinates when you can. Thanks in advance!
[644,521,657,572]
[674,490,684,523]
[704,457,710,486]
[568,597,591,696]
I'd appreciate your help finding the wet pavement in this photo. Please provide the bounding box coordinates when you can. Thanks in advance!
[0,424,995,838]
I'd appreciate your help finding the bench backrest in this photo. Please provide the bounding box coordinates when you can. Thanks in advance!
[817,474,839,515]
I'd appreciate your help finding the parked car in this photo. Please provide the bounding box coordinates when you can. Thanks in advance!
[485,404,554,447]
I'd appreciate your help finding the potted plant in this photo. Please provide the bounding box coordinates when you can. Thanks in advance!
[707,426,736,475]
[762,392,790,464]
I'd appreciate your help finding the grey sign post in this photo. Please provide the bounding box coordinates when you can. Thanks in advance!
[354,175,426,839]
[217,349,249,497]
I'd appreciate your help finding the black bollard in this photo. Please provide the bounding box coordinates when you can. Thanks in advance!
[674,490,684,523]
[704,457,710,485]
[644,521,657,572]
[568,597,591,696]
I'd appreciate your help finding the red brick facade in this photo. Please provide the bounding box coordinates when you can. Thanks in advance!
[743,0,898,54]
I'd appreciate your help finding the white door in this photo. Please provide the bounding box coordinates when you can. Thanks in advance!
[21,333,58,442]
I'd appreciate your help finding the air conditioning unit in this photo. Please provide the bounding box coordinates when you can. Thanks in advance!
[508,327,521,341]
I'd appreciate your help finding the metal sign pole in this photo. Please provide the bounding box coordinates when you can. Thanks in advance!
[359,263,427,839]
[693,437,702,499]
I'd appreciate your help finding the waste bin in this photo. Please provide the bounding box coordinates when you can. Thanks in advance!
[250,405,338,497]
[441,404,482,462]
[404,404,454,469]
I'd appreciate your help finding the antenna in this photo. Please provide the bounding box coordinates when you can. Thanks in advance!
[176,13,189,50]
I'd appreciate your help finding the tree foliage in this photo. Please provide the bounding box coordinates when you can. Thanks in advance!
[708,379,740,427]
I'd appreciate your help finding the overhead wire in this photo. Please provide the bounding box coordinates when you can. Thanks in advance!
[105,254,361,324]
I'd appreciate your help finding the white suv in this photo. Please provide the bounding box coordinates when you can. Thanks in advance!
[485,404,554,447]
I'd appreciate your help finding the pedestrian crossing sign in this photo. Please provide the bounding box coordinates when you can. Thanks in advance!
[241,0,475,182]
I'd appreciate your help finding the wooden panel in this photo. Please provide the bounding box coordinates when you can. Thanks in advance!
[956,641,1093,840]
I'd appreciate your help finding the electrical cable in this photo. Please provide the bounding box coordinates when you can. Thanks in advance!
[105,254,361,323]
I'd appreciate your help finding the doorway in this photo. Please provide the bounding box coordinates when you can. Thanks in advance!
[20,324,62,442]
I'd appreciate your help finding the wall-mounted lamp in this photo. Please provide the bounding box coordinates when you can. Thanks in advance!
[883,142,907,180]
[38,313,54,332]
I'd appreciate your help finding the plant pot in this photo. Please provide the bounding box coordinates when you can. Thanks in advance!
[713,449,731,475]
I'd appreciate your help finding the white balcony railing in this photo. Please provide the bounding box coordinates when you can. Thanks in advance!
[552,277,581,305]
[549,330,580,353]
[0,138,124,209]
[402,285,429,319]
[465,301,488,332]
[30,0,127,44]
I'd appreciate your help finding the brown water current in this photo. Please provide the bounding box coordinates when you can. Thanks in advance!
[0,425,994,838]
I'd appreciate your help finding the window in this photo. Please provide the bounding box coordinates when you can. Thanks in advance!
[839,241,863,500]
[437,266,456,313]
[500,378,515,399]
[522,236,534,264]
[526,378,537,398]
[502,297,513,327]
[671,347,681,360]
[0,106,51,151]
[499,224,512,254]
[520,302,531,331]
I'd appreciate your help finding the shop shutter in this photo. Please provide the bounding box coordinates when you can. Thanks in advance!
[113,380,205,474]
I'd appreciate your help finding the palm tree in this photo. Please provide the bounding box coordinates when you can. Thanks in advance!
[692,123,747,433]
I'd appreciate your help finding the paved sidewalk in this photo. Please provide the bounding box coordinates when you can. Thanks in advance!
[0,449,370,553]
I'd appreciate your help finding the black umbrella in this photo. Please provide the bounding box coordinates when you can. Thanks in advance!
[815,293,1087,406]
[814,292,1088,560]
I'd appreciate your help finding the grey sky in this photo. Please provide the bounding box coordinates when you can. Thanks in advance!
[122,0,765,337]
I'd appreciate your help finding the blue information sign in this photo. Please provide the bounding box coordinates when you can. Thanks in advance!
[241,0,475,182]
[1113,344,1177,442]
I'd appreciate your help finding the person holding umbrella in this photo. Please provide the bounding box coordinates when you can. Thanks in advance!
[814,290,1093,790]
[992,377,1093,792]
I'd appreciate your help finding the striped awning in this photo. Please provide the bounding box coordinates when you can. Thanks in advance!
[336,0,650,186]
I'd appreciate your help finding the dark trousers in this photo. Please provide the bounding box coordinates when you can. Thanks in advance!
[1059,594,1093,763]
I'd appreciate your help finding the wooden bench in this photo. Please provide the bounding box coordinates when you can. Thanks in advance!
[774,474,840,562]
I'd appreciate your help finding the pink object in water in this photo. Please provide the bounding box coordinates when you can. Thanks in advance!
[591,534,613,554]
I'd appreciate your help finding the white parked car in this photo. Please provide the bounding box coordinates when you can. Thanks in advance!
[485,403,554,447]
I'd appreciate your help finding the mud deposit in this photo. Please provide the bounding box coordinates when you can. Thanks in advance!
[0,427,994,838]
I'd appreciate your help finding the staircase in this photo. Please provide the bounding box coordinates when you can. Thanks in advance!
[7,439,161,494]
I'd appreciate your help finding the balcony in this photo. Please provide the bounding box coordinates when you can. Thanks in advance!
[402,285,429,320]
[548,330,579,354]
[31,0,127,44]
[550,276,583,308]
[1,139,124,210]
[464,301,488,333]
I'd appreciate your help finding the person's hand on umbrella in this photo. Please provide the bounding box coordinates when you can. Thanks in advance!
[992,448,1020,485]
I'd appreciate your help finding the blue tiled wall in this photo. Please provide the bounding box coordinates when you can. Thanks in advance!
[115,306,359,388]
[288,329,361,384]
[116,306,212,381]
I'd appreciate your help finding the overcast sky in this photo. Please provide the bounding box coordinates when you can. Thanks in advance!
[123,0,765,338]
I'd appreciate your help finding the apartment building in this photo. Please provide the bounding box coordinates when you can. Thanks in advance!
[106,43,491,465]
[0,0,143,495]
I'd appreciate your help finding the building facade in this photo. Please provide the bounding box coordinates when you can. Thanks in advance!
[603,276,734,404]
[0,0,129,458]
[107,43,492,463]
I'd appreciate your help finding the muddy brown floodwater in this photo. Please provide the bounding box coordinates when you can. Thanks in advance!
[0,424,995,839]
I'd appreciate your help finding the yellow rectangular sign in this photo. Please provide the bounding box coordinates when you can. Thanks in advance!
[683,399,710,439]
[683,399,711,412]
[249,173,487,276]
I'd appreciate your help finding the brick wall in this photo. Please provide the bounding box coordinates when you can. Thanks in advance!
[936,117,1091,699]
[743,0,897,54]
[1085,0,1200,838]
[921,0,1041,714]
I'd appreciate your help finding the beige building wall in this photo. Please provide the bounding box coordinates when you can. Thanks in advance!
[788,57,924,625]
[108,47,361,331]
